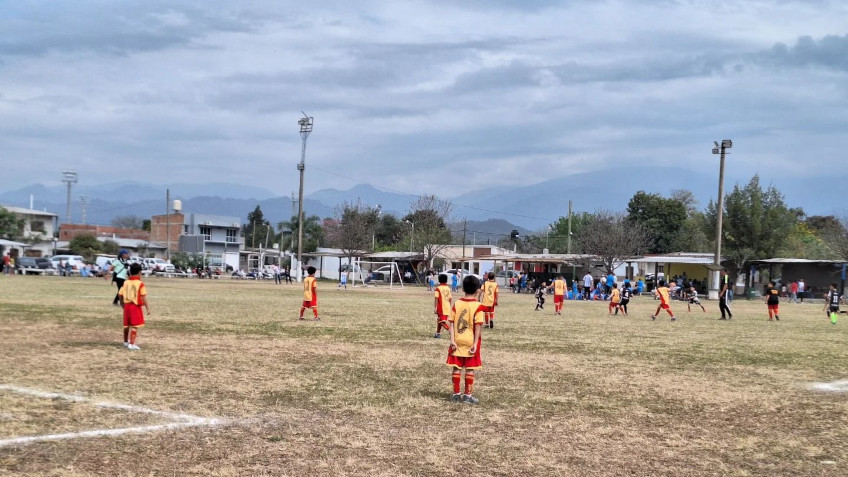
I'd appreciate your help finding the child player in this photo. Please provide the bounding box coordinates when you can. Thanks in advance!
[118,263,150,350]
[618,280,632,315]
[764,281,780,321]
[651,279,676,321]
[824,283,845,325]
[534,281,546,311]
[478,272,499,328]
[434,274,452,338]
[337,270,347,290]
[551,275,567,316]
[608,282,621,315]
[687,286,706,312]
[446,275,485,404]
[299,266,319,321]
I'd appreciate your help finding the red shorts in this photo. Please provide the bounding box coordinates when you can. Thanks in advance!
[123,303,145,327]
[768,304,779,312]
[437,314,448,322]
[659,303,670,310]
[480,305,494,313]
[302,299,317,308]
[446,345,482,369]
[554,295,564,304]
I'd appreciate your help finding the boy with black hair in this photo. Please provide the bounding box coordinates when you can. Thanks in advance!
[651,279,676,321]
[551,275,567,316]
[299,266,319,321]
[118,263,150,350]
[618,281,632,315]
[446,275,485,404]
[765,281,780,321]
[434,273,452,338]
[824,283,845,324]
[687,286,706,312]
[479,272,499,328]
[608,282,621,315]
[534,281,547,311]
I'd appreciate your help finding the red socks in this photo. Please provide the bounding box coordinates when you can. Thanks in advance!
[313,307,319,319]
[299,307,305,318]
[452,370,461,394]
[129,328,137,345]
[464,373,475,395]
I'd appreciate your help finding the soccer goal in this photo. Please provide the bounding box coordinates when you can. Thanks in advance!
[351,259,405,288]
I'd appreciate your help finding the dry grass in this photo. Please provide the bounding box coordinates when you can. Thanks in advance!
[1,275,848,476]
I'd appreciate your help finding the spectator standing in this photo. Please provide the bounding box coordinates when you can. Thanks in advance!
[582,272,593,300]
[798,278,806,303]
[790,280,799,303]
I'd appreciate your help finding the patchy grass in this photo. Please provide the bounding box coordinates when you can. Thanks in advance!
[1,275,848,476]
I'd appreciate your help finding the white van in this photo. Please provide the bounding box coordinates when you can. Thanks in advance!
[95,254,116,270]
[50,255,86,270]
[143,257,175,273]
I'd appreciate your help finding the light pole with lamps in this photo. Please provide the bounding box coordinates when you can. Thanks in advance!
[709,139,732,299]
[295,113,313,283]
[405,220,414,253]
[372,204,382,250]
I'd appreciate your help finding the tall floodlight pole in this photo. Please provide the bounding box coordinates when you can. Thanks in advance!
[61,170,78,224]
[296,113,313,283]
[710,139,732,299]
[568,200,575,281]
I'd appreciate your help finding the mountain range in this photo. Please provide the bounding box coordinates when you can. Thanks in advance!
[0,168,842,237]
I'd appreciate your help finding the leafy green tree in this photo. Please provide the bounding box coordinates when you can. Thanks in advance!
[171,251,205,271]
[244,205,274,249]
[705,175,800,288]
[0,207,23,240]
[100,239,120,255]
[671,190,711,253]
[69,234,102,262]
[278,214,324,254]
[325,201,381,257]
[627,191,687,254]
[547,212,593,254]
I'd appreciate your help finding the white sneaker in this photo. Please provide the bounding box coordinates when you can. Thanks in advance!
[127,344,141,350]
[122,342,129,348]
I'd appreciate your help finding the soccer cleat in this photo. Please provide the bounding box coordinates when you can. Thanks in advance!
[450,393,462,403]
[463,394,479,404]
[314,317,320,321]
[127,344,140,350]
[775,316,779,321]
[122,342,129,348]
[434,333,441,339]
[489,320,494,329]
[719,317,727,320]
[670,317,676,321]
[650,315,656,321]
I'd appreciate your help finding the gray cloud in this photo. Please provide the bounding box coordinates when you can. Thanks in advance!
[760,34,848,70]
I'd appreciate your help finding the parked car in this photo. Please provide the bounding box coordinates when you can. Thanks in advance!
[95,254,116,270]
[495,269,521,287]
[34,258,53,269]
[143,258,175,273]
[442,268,481,281]
[49,255,86,271]
[16,257,40,274]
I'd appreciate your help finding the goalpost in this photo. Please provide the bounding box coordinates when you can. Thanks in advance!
[351,259,405,288]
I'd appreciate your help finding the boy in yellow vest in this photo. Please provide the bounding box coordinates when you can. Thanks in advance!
[551,275,567,315]
[478,272,499,328]
[299,266,319,321]
[433,274,452,338]
[446,275,485,404]
[651,279,676,321]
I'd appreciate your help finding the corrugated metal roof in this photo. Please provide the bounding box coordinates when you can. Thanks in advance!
[754,258,846,264]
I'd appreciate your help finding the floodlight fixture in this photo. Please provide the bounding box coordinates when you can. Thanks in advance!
[721,139,732,148]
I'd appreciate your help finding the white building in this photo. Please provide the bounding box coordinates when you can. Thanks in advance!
[0,205,59,257]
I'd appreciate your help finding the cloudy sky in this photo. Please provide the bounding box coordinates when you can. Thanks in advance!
[2,0,847,198]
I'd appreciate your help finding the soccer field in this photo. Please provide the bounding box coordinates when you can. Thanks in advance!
[1,276,847,476]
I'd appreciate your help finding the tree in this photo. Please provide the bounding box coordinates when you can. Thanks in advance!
[627,191,687,254]
[815,215,848,261]
[705,175,799,287]
[671,189,711,253]
[547,212,594,254]
[325,201,380,259]
[278,214,324,254]
[576,211,650,274]
[374,214,405,251]
[0,207,23,240]
[69,234,102,262]
[403,195,453,267]
[111,215,145,230]
[100,239,119,255]
[244,205,274,249]
[171,251,205,271]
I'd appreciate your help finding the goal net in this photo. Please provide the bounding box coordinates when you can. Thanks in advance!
[350,260,405,288]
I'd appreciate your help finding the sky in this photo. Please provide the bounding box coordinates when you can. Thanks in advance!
[2,0,847,199]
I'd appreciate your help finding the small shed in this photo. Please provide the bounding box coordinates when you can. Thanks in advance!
[753,258,847,298]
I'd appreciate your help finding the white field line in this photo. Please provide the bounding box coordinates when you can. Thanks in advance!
[809,380,848,392]
[0,384,223,448]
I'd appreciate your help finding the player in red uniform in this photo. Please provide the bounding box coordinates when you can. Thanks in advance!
[434,273,452,338]
[299,266,319,320]
[551,275,567,316]
[478,272,499,328]
[650,279,676,321]
[118,263,150,350]
[446,275,485,404]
